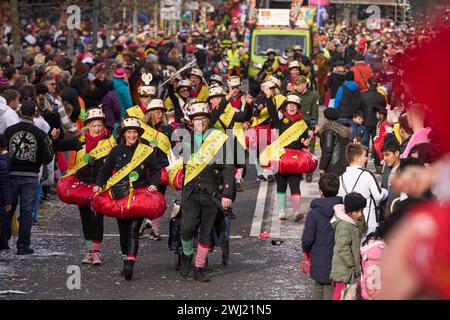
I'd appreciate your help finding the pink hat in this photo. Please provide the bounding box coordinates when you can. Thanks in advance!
[113,68,127,79]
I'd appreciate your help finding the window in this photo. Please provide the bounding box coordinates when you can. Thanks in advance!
[254,34,306,56]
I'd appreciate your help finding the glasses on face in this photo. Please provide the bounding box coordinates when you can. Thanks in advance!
[179,89,190,93]
[231,86,239,90]
[192,117,209,123]
[48,82,56,86]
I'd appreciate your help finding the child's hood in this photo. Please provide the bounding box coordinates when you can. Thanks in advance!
[330,204,356,229]
[361,240,387,258]
[310,196,343,219]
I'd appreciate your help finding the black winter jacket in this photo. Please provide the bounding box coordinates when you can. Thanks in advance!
[96,142,161,196]
[181,129,235,205]
[337,85,364,119]
[4,119,53,176]
[210,95,252,130]
[361,88,387,127]
[266,97,309,150]
[318,120,351,177]
[326,72,346,99]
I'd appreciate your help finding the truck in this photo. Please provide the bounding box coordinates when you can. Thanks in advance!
[247,8,315,95]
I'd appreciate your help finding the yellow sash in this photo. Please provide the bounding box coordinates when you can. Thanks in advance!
[100,143,154,209]
[251,94,286,127]
[126,105,145,121]
[260,119,308,166]
[194,85,209,102]
[102,143,153,191]
[214,104,236,130]
[164,96,176,112]
[233,122,247,150]
[141,123,171,155]
[184,130,228,186]
[168,158,183,190]
[102,143,153,209]
[214,99,248,150]
[66,136,116,177]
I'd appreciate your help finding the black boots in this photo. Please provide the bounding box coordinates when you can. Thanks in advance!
[180,253,193,277]
[123,259,135,281]
[193,267,210,282]
[17,247,34,255]
[220,241,230,266]
[306,174,313,183]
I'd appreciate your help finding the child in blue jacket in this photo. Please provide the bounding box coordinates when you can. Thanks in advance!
[302,174,342,300]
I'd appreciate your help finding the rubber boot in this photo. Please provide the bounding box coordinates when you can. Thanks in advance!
[123,260,135,281]
[180,253,193,277]
[193,267,210,282]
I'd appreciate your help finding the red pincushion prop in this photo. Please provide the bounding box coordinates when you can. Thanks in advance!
[266,149,318,175]
[171,169,183,191]
[92,188,167,220]
[161,167,169,186]
[57,175,96,207]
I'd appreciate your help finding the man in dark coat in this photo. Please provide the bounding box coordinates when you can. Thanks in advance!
[361,77,387,148]
[334,71,364,120]
[1,101,53,255]
[326,60,346,105]
[318,108,352,177]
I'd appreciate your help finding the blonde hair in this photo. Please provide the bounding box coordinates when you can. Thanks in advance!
[168,47,180,60]
[81,120,105,135]
[144,110,167,127]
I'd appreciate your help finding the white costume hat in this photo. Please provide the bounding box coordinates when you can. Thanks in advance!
[84,107,106,125]
[145,99,166,113]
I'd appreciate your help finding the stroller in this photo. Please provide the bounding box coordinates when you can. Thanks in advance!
[168,200,232,271]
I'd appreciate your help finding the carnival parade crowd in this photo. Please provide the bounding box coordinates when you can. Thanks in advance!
[0,5,449,300]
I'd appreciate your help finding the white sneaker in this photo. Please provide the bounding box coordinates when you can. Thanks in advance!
[91,251,102,266]
[81,252,93,264]
[279,210,287,220]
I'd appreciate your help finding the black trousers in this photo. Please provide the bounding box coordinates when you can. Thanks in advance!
[214,210,229,257]
[117,217,144,256]
[275,173,302,194]
[180,190,218,247]
[159,185,168,196]
[78,206,104,241]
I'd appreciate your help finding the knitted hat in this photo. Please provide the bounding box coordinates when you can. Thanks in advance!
[344,192,367,213]
[113,68,127,79]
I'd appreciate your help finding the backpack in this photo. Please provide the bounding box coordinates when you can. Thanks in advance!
[360,239,387,300]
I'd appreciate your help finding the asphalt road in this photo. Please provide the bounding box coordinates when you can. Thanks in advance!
[0,161,321,300]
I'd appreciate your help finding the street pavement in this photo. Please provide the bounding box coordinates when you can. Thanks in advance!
[0,100,336,300]
[0,102,381,300]
[0,161,321,300]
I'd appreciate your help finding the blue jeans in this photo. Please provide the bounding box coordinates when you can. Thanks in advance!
[0,176,38,249]
[32,181,43,224]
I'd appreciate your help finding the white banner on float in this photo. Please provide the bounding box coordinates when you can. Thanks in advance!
[257,9,313,27]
